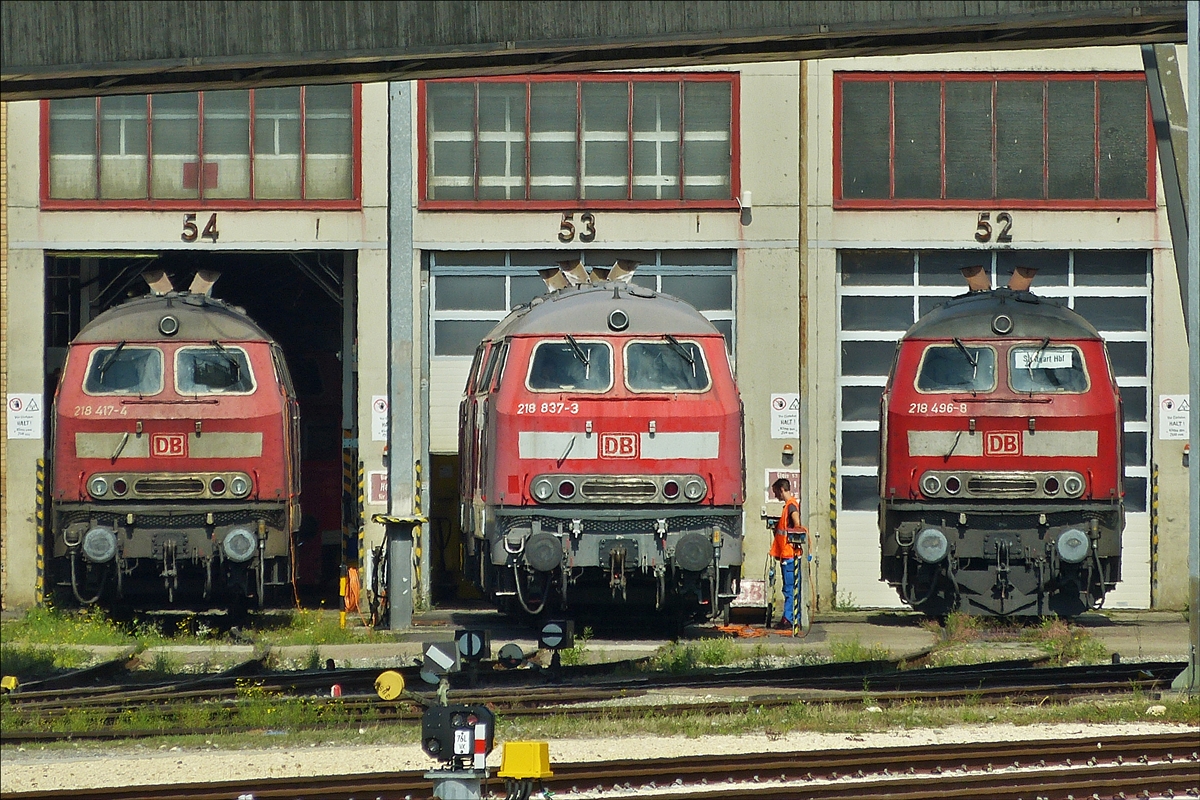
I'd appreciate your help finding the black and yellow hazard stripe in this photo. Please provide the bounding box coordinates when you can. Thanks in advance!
[356,460,365,570]
[36,459,46,607]
[828,459,838,606]
[413,460,423,590]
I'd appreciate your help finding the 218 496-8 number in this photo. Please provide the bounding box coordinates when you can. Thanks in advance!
[909,402,967,414]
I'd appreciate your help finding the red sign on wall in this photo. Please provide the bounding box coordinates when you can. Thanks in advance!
[599,433,638,459]
[984,431,1021,457]
[151,433,188,458]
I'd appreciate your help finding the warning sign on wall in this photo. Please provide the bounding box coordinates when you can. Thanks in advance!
[770,393,799,439]
[6,394,43,439]
[1158,395,1190,440]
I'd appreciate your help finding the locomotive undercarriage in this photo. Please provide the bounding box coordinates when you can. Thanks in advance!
[51,503,292,608]
[881,501,1122,618]
[472,507,743,620]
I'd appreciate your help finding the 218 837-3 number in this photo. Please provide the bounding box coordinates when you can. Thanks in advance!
[909,402,967,414]
[517,402,580,414]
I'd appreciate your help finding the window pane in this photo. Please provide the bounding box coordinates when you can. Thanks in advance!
[711,319,734,353]
[478,83,527,201]
[436,276,505,310]
[254,87,302,199]
[633,82,680,200]
[1120,385,1146,422]
[841,250,914,286]
[1124,475,1147,512]
[995,81,1044,199]
[945,81,992,199]
[626,341,710,391]
[919,296,954,317]
[841,296,913,331]
[1099,81,1148,199]
[1074,250,1147,286]
[841,341,896,377]
[842,475,878,512]
[1009,345,1087,392]
[841,430,880,467]
[434,320,500,356]
[920,250,986,286]
[1124,431,1147,467]
[1106,341,1146,377]
[49,98,98,199]
[203,90,250,199]
[85,347,163,395]
[99,96,147,199]
[996,250,1069,286]
[840,81,890,199]
[842,385,884,421]
[659,249,734,267]
[528,341,612,391]
[683,81,731,200]
[660,275,732,310]
[581,82,629,200]
[917,345,996,392]
[177,347,254,394]
[511,275,547,307]
[530,82,578,200]
[150,93,199,199]
[1047,80,1095,199]
[893,81,941,199]
[432,250,506,268]
[426,82,476,201]
[305,84,354,199]
[1073,296,1146,332]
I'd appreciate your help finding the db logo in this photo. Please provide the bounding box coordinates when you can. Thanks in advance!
[600,433,638,459]
[984,431,1021,456]
[151,433,187,458]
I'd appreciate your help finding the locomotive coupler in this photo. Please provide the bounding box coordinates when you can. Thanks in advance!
[570,519,583,538]
[161,540,179,603]
[609,547,627,601]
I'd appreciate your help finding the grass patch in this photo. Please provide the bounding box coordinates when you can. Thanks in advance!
[0,644,94,680]
[651,637,743,673]
[829,637,892,663]
[0,607,136,647]
[253,610,378,647]
[1021,618,1108,666]
[558,627,593,667]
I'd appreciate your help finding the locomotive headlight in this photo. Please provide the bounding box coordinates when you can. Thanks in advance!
[920,474,942,496]
[914,528,949,563]
[1062,475,1085,497]
[531,478,554,502]
[210,476,227,495]
[683,478,706,500]
[662,480,680,499]
[557,480,576,499]
[222,527,258,563]
[111,478,129,496]
[1056,528,1090,563]
[88,475,109,498]
[944,475,961,495]
[230,475,251,497]
[82,526,118,563]
[1043,476,1060,495]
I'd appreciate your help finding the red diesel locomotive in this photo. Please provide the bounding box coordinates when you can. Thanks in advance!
[460,261,745,620]
[50,271,300,607]
[879,267,1124,617]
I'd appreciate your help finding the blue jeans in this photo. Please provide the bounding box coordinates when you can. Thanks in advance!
[780,557,796,623]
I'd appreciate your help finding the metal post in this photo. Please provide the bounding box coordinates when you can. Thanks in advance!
[1188,4,1200,695]
[389,524,413,631]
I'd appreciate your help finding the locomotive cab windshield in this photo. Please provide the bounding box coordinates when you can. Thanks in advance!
[915,342,996,392]
[1009,343,1088,393]
[177,344,255,394]
[527,339,612,391]
[625,338,710,392]
[84,345,163,395]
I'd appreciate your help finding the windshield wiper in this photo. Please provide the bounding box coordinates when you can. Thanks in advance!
[97,341,127,381]
[952,337,980,391]
[210,340,241,380]
[564,334,591,380]
[664,334,697,377]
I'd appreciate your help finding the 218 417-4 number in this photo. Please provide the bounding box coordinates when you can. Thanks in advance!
[909,402,967,414]
[518,402,580,414]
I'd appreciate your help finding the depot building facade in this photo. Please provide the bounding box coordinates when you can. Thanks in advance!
[0,43,1191,612]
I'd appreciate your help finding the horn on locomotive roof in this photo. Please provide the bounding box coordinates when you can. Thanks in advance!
[590,259,639,284]
[559,259,593,287]
[1006,266,1039,292]
[142,269,176,296]
[188,269,221,296]
[960,265,991,293]
[538,266,572,292]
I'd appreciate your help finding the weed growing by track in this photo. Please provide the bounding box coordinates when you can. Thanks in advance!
[829,637,892,662]
[0,645,92,680]
[652,637,745,672]
[918,613,1108,667]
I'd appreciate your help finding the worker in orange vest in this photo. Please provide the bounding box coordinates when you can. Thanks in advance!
[770,477,806,629]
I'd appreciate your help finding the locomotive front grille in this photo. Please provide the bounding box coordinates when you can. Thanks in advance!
[581,478,658,500]
[134,477,206,495]
[966,476,1039,496]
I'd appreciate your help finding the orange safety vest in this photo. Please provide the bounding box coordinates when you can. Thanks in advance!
[771,497,804,560]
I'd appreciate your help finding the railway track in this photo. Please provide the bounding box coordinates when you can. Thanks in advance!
[1,660,1185,744]
[5,731,1195,800]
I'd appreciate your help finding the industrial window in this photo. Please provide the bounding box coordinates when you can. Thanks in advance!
[835,73,1152,209]
[43,85,360,208]
[420,75,738,208]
